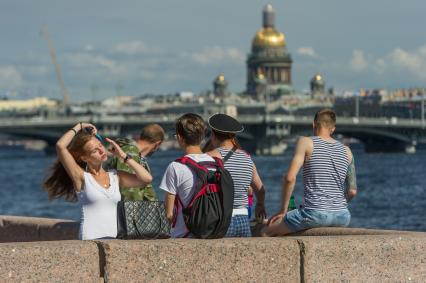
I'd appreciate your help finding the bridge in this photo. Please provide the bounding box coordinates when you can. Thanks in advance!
[1,114,425,153]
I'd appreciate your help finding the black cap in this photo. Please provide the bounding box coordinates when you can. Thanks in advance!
[208,113,244,134]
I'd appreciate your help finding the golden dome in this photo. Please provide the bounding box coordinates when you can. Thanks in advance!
[311,73,325,85]
[214,73,228,85]
[217,74,225,82]
[252,27,285,48]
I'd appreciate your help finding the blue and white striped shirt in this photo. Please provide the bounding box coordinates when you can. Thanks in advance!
[303,136,349,211]
[218,147,254,209]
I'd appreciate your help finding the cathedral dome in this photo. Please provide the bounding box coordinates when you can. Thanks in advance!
[251,4,285,50]
[311,73,325,85]
[214,74,227,85]
[252,27,285,49]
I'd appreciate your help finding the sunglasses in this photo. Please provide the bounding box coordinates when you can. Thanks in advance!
[84,127,104,142]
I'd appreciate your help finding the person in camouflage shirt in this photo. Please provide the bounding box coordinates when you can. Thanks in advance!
[105,124,165,201]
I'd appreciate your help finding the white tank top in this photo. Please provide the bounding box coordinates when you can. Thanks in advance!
[77,170,121,240]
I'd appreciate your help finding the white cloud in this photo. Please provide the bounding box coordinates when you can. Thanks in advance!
[0,66,24,88]
[349,49,368,72]
[296,47,320,58]
[347,45,426,81]
[189,46,245,65]
[385,45,426,79]
[64,53,128,76]
[112,40,161,55]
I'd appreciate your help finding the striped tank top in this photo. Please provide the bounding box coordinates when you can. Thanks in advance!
[302,136,349,211]
[218,147,254,209]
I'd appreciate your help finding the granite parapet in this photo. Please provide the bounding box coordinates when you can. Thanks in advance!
[0,240,100,282]
[0,215,78,242]
[1,216,426,282]
[97,238,300,282]
[293,234,426,282]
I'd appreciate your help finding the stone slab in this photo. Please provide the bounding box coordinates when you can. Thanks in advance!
[0,240,100,282]
[250,223,413,237]
[295,234,426,282]
[0,215,78,242]
[289,227,411,236]
[98,238,300,282]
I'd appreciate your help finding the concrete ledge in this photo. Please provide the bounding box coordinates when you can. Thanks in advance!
[289,226,411,236]
[293,234,426,282]
[0,215,78,242]
[97,238,300,282]
[1,216,426,282]
[250,224,413,237]
[0,240,100,282]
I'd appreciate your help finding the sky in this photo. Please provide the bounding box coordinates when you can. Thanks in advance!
[0,0,426,102]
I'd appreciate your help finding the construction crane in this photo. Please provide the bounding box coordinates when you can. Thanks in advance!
[40,26,70,107]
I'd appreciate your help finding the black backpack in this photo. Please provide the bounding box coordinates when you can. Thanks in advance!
[174,155,234,239]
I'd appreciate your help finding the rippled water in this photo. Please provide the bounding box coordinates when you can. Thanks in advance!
[0,146,425,231]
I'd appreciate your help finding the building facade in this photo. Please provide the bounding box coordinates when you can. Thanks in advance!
[246,4,292,98]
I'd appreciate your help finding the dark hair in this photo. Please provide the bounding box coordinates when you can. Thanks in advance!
[314,108,336,129]
[212,130,241,149]
[43,132,93,202]
[176,113,206,146]
[140,123,165,143]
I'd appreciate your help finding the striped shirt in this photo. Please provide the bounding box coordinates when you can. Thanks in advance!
[303,136,349,211]
[218,147,254,209]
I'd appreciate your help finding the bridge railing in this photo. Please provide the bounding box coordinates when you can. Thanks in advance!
[0,114,425,129]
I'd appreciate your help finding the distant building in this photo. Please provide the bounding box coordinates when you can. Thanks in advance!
[0,97,57,111]
[310,73,325,98]
[246,4,293,97]
[213,74,228,98]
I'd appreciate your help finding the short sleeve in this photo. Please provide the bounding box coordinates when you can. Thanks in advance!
[159,162,179,195]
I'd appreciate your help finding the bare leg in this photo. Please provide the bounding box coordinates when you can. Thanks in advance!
[261,220,293,237]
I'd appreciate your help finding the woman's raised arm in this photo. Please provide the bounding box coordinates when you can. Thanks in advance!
[56,122,95,192]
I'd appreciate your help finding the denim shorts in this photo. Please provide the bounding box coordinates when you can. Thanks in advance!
[284,208,351,233]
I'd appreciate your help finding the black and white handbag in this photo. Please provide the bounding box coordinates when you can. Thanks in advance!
[117,200,171,239]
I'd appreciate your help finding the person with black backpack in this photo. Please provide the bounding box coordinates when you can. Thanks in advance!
[159,113,234,238]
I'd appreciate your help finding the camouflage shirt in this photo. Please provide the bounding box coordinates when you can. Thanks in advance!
[105,138,157,201]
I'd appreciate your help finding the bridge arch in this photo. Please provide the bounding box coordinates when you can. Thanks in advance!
[289,125,416,153]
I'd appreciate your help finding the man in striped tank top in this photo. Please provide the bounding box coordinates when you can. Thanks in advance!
[262,109,357,236]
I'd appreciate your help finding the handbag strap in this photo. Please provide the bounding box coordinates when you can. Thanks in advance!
[223,146,237,163]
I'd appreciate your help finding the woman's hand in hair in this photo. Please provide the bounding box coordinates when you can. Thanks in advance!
[105,138,126,160]
[79,123,98,134]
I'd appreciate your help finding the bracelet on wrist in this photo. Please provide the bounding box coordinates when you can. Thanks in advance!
[70,128,77,135]
[123,154,132,163]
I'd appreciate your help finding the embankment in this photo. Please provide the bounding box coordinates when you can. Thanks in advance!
[0,215,425,282]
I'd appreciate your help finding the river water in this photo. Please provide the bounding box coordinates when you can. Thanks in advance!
[0,146,425,231]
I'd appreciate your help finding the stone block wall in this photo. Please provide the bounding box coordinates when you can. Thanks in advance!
[0,216,425,282]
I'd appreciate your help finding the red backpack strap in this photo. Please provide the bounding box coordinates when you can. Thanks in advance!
[175,156,209,186]
[172,194,184,228]
[176,156,209,172]
[173,156,208,227]
[212,156,224,168]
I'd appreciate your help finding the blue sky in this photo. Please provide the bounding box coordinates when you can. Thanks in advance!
[1,0,425,102]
